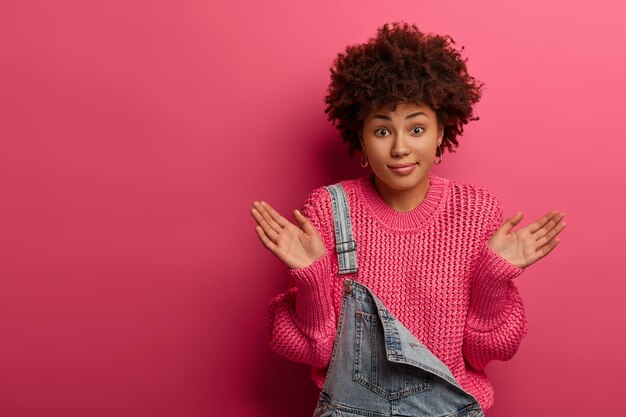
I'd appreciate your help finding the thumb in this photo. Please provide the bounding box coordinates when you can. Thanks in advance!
[501,211,523,233]
[294,209,317,235]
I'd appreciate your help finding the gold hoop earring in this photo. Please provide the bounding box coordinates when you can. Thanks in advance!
[360,150,369,168]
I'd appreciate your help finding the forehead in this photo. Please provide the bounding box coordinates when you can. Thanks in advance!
[364,101,436,122]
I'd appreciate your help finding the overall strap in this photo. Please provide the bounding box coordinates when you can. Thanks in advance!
[325,184,358,275]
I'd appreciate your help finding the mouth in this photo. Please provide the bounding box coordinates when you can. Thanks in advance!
[388,162,417,168]
[387,162,418,176]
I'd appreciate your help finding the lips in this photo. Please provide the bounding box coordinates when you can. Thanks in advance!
[388,162,417,168]
[388,162,417,176]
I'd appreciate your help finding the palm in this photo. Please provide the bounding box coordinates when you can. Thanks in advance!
[488,210,567,268]
[250,201,326,269]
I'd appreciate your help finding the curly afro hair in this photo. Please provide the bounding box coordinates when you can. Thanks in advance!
[324,22,485,157]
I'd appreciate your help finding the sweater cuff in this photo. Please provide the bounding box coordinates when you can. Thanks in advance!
[467,242,525,331]
[288,250,335,337]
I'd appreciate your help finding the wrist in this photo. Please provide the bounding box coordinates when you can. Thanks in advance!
[288,248,327,271]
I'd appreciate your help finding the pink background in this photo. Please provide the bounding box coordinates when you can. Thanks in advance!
[1,1,624,416]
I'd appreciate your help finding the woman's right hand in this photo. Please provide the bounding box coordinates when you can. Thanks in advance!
[250,200,326,270]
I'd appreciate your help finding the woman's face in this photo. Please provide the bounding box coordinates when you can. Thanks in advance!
[360,101,443,206]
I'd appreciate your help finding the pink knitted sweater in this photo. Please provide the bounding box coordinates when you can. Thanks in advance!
[267,171,528,412]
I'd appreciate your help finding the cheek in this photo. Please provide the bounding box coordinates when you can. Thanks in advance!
[411,139,437,153]
[363,140,385,157]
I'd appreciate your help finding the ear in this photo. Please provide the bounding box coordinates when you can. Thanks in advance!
[437,124,444,146]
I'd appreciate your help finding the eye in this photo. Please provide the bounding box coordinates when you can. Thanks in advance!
[411,126,424,135]
[374,128,390,137]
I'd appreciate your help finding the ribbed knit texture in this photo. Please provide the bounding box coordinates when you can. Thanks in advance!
[267,172,529,413]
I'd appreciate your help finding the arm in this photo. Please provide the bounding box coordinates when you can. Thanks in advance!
[267,251,337,368]
[462,194,529,371]
[463,190,567,370]
[266,187,338,368]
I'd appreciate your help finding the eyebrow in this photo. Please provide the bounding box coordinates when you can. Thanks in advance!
[369,111,430,121]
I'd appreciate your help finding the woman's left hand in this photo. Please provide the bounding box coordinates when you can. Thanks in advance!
[488,210,567,268]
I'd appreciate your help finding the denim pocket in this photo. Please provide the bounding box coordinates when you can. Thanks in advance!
[353,310,432,400]
[460,406,484,417]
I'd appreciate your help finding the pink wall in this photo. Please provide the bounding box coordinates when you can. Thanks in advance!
[1,1,624,415]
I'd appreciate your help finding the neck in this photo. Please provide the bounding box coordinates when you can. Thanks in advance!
[373,174,431,212]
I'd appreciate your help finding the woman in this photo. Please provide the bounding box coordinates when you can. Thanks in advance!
[250,22,566,415]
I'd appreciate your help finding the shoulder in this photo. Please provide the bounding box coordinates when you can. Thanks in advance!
[443,175,503,218]
[298,178,362,248]
[300,177,362,208]
[301,184,331,209]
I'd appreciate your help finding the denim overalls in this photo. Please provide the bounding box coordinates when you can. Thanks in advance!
[312,184,485,417]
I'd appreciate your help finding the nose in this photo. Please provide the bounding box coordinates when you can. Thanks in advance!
[391,132,410,158]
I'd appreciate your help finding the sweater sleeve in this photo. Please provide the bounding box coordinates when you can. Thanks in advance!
[462,192,529,371]
[266,186,338,369]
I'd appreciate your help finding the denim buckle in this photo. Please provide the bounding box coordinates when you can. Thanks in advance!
[336,240,356,254]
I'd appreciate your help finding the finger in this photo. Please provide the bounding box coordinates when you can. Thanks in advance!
[533,214,565,239]
[534,219,567,250]
[294,209,318,236]
[251,206,281,243]
[256,201,284,235]
[527,210,560,234]
[500,212,523,234]
[261,201,291,228]
[250,204,267,226]
[254,224,279,253]
[531,211,565,240]
[533,235,561,260]
[250,205,274,232]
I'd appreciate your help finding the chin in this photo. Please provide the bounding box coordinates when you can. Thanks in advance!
[384,177,424,191]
